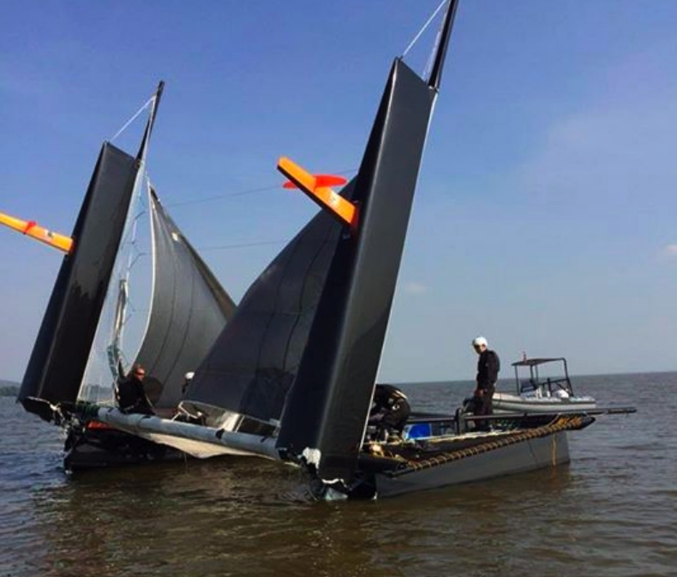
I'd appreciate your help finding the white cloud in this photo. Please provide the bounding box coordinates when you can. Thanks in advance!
[403,282,427,295]
[662,244,677,256]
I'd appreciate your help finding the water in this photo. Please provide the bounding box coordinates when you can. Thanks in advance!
[1,373,675,577]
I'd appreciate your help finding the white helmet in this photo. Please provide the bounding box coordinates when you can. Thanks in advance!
[184,371,195,381]
[472,336,488,348]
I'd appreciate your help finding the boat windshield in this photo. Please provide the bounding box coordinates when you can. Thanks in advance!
[512,358,573,396]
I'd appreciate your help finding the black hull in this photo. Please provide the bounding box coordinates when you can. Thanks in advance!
[64,423,188,472]
[372,432,570,498]
[324,414,595,499]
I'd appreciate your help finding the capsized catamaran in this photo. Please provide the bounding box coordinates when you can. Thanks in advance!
[81,0,465,465]
[16,82,236,469]
[85,0,634,497]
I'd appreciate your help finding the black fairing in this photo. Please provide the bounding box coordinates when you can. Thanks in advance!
[19,143,139,419]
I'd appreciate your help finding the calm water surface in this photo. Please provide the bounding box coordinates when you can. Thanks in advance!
[1,373,675,577]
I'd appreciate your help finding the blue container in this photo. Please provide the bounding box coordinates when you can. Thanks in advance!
[405,423,432,439]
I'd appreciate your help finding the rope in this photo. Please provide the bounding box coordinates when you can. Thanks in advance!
[402,0,449,58]
[197,239,288,252]
[386,415,589,477]
[165,167,358,208]
[110,95,155,143]
[167,184,282,208]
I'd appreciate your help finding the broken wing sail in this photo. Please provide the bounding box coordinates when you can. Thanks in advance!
[276,0,460,483]
[181,3,459,461]
[19,83,164,421]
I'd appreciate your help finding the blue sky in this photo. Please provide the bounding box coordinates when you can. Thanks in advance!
[1,1,676,383]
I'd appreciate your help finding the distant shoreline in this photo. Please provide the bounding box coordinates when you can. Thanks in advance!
[0,385,19,397]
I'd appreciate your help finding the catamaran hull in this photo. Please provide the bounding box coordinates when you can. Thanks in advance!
[90,407,280,460]
[370,432,569,498]
[64,424,187,472]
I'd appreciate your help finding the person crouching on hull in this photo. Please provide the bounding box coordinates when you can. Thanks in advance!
[116,364,154,415]
[368,384,411,442]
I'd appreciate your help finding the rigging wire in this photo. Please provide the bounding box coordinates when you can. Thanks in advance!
[166,183,281,208]
[197,239,288,252]
[164,167,358,208]
[109,96,155,143]
[401,0,449,60]
[133,238,288,258]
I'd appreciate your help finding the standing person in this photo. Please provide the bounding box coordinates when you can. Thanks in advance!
[116,364,154,415]
[471,336,500,430]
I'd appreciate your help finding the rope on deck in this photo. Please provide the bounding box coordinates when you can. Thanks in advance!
[387,415,590,477]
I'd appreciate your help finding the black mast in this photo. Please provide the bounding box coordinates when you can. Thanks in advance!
[136,81,164,161]
[427,0,459,91]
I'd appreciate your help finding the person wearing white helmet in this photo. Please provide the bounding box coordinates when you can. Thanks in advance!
[182,371,195,395]
[471,336,500,430]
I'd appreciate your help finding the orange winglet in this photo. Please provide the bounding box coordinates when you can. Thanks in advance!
[0,211,73,253]
[277,157,358,229]
[283,174,348,189]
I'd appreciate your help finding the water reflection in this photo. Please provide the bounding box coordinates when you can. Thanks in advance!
[31,458,576,576]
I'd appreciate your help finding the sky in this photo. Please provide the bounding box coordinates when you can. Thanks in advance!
[1,1,677,384]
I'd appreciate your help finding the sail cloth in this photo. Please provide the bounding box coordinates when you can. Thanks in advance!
[19,144,140,419]
[276,59,437,479]
[133,188,236,409]
[184,189,351,423]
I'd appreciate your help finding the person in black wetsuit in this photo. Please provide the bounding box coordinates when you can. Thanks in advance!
[369,384,411,440]
[471,336,500,430]
[116,364,154,415]
[182,371,194,395]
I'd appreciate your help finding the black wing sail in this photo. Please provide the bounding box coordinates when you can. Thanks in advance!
[19,144,140,420]
[133,189,236,409]
[277,2,460,481]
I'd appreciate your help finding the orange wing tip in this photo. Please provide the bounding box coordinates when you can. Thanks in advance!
[277,157,358,229]
[0,211,73,253]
